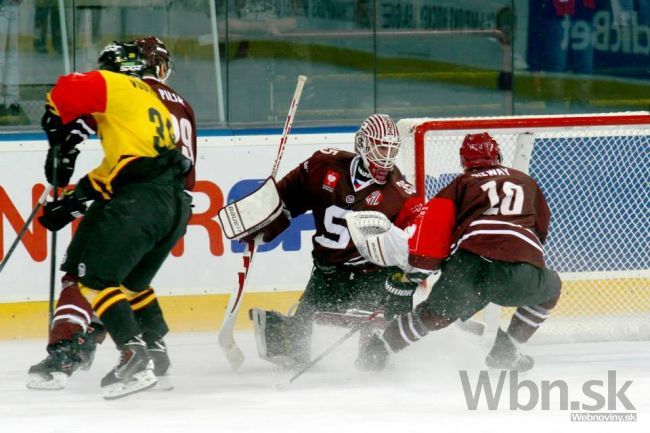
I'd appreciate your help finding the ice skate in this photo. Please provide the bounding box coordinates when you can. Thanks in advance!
[101,336,157,400]
[27,340,81,390]
[78,321,107,370]
[147,338,173,391]
[485,328,534,372]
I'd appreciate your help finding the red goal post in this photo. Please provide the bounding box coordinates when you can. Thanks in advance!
[397,113,650,343]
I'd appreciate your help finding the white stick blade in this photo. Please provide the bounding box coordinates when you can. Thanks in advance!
[218,330,245,370]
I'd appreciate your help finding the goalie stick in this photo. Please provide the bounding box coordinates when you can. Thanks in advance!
[0,184,53,275]
[218,75,307,370]
[314,309,485,337]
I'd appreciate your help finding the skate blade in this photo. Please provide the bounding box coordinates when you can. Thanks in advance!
[485,355,535,373]
[26,372,67,390]
[152,375,174,392]
[103,370,157,400]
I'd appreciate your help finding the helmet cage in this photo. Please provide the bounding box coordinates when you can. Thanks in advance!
[355,114,401,184]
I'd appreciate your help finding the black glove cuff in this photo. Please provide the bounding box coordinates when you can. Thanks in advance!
[385,273,417,297]
[74,176,103,201]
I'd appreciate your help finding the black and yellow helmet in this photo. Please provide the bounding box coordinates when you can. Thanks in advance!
[98,41,145,77]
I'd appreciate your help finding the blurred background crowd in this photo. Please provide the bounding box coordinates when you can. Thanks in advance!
[1,0,649,129]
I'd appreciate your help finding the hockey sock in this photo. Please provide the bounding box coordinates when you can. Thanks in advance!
[49,274,94,345]
[123,287,169,344]
[382,311,431,352]
[382,304,455,352]
[507,305,550,344]
[87,285,141,346]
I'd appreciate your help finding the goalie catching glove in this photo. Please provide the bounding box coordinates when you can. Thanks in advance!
[344,211,410,269]
[217,177,290,243]
[346,197,455,274]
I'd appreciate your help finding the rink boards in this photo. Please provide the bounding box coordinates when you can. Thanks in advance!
[0,129,648,339]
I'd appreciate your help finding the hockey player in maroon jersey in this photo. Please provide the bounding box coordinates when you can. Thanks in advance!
[353,132,562,372]
[27,37,197,392]
[135,36,197,191]
[228,114,422,367]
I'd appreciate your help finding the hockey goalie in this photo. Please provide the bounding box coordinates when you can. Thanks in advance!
[218,114,424,368]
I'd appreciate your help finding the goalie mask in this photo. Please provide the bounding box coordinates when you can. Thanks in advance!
[355,114,401,184]
[459,132,502,170]
[134,36,173,82]
[98,42,145,78]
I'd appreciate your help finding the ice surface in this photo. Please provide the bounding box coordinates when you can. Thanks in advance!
[1,326,648,433]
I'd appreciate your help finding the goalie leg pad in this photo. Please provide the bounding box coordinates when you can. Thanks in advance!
[250,308,309,368]
[218,177,284,241]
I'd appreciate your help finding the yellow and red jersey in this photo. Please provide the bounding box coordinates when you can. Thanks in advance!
[47,70,176,199]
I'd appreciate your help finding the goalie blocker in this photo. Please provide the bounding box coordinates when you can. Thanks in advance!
[218,177,290,243]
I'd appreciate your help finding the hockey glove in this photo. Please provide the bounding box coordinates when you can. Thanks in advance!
[382,271,418,321]
[45,146,80,187]
[42,108,93,148]
[41,108,68,146]
[38,189,87,232]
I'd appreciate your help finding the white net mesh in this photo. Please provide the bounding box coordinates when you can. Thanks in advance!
[397,114,650,343]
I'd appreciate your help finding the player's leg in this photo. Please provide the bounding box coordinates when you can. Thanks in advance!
[119,191,191,387]
[340,267,396,364]
[346,267,395,312]
[27,202,108,389]
[27,274,107,389]
[484,263,562,371]
[358,250,488,370]
[251,263,370,367]
[75,185,182,397]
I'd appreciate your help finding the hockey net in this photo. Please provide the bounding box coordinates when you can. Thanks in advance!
[397,113,650,343]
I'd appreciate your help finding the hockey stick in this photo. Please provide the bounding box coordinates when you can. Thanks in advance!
[0,184,53,274]
[48,144,60,326]
[218,75,307,370]
[278,311,381,389]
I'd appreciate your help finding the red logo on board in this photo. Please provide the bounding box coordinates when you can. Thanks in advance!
[322,170,340,192]
[365,190,383,206]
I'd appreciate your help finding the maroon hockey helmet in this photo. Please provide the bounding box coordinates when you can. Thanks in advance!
[459,132,502,170]
[133,36,172,82]
[355,114,401,184]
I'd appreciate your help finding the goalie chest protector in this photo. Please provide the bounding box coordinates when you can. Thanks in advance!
[277,149,417,266]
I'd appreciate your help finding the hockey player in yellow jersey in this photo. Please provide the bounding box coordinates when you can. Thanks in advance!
[34,42,192,399]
